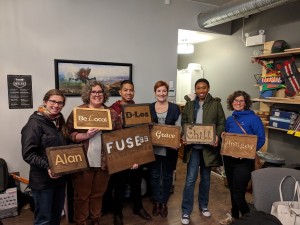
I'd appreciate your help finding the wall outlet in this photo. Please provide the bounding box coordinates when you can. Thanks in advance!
[246,34,266,47]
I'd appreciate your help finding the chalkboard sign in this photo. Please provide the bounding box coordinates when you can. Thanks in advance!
[7,75,33,109]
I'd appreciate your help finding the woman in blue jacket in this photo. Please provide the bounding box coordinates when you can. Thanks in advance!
[220,90,265,225]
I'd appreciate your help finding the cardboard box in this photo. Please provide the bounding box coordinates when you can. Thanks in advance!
[0,187,18,219]
[271,110,298,120]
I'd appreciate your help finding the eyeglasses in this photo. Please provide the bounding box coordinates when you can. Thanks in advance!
[90,91,104,96]
[233,99,245,103]
[48,100,64,106]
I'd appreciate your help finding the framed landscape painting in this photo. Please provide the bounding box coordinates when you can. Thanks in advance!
[54,59,132,96]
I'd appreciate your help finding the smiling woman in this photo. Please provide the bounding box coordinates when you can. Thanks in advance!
[21,89,68,225]
[65,80,122,225]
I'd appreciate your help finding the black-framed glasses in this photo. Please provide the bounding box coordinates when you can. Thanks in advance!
[90,90,104,96]
[233,99,245,104]
[48,99,64,106]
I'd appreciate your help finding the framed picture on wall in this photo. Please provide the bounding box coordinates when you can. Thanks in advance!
[54,59,132,96]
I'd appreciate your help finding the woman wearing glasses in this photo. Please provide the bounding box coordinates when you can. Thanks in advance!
[21,89,68,225]
[220,90,265,225]
[66,80,122,225]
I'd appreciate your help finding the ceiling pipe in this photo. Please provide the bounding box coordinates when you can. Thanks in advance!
[198,0,297,29]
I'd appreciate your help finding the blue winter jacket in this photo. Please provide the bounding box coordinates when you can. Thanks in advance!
[226,110,265,150]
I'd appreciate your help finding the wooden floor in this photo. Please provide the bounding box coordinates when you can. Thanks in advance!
[2,161,252,225]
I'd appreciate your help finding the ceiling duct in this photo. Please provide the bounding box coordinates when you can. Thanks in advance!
[198,0,296,29]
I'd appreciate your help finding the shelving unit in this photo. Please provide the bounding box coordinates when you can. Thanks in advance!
[251,44,300,152]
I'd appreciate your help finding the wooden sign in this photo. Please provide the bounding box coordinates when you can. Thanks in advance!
[184,123,216,144]
[74,107,112,130]
[46,144,89,176]
[151,124,181,149]
[102,125,155,174]
[221,133,258,159]
[122,104,152,127]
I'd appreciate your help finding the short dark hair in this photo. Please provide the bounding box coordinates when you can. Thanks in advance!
[154,80,169,92]
[195,78,210,88]
[227,90,252,110]
[120,80,134,89]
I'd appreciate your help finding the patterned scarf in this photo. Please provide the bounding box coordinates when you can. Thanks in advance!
[37,106,62,129]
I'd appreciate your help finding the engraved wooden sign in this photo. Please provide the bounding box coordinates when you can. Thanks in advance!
[102,125,155,174]
[74,107,112,130]
[184,123,216,144]
[46,144,89,176]
[151,124,181,149]
[221,133,258,159]
[122,104,152,127]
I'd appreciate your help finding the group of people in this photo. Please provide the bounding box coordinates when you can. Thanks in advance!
[21,78,265,225]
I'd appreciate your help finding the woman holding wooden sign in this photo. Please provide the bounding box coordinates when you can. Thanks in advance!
[220,90,265,225]
[66,81,122,225]
[21,89,68,225]
[149,80,181,218]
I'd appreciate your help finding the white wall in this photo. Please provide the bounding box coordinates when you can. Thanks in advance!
[0,0,212,183]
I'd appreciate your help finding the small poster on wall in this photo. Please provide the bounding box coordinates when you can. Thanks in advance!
[7,75,33,109]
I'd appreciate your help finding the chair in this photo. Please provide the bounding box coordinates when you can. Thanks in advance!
[251,167,300,213]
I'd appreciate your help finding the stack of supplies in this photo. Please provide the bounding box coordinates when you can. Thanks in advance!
[269,109,298,130]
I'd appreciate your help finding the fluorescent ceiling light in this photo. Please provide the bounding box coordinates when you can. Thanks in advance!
[177,43,194,54]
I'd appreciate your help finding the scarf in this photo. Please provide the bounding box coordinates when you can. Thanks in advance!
[37,106,62,129]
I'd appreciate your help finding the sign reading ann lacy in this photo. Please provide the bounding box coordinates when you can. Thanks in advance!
[184,123,216,144]
[151,124,181,149]
[221,133,258,159]
[102,125,155,174]
[46,144,89,176]
[122,104,152,127]
[74,108,112,130]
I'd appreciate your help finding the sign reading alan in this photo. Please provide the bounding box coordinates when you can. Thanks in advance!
[102,125,155,174]
[221,133,258,159]
[74,107,112,130]
[46,144,88,176]
[184,123,216,144]
[122,104,152,127]
[151,124,181,149]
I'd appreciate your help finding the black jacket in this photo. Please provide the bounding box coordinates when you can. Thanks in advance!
[21,112,67,190]
[150,102,181,170]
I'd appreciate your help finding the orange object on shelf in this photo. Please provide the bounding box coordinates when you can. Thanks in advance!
[9,173,29,185]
